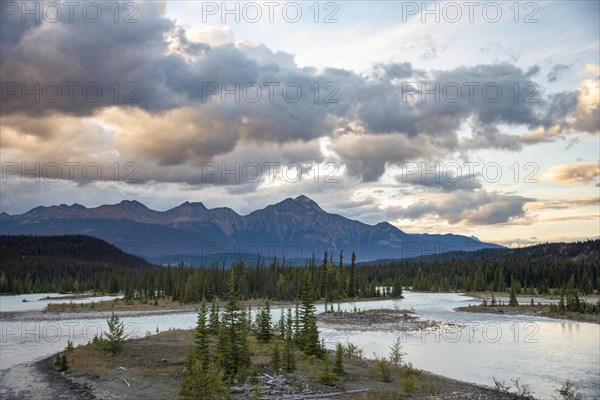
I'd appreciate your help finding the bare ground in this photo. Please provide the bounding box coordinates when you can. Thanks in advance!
[0,357,96,400]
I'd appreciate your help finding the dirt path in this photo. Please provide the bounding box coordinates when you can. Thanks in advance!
[0,358,96,400]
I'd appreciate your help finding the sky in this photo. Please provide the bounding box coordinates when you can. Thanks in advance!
[0,0,599,247]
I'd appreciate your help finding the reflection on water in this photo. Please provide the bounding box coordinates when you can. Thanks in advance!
[1,291,598,399]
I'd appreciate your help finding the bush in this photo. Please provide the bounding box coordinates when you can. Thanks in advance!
[370,356,392,383]
[401,375,416,392]
[318,354,337,386]
[344,342,362,359]
[54,353,68,372]
[555,380,583,400]
[179,357,229,400]
[493,377,535,399]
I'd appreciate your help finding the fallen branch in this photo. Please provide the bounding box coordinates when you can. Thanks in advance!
[123,378,131,387]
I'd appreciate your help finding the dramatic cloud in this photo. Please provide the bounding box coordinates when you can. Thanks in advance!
[542,162,600,185]
[1,0,598,244]
[2,1,594,187]
[394,190,534,226]
[329,132,446,182]
[522,64,600,143]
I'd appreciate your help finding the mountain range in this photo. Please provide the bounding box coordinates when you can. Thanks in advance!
[0,195,502,265]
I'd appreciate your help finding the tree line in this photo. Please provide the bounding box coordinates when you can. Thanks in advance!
[1,235,598,300]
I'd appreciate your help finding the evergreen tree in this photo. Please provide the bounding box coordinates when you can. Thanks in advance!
[109,270,119,294]
[303,314,322,357]
[558,289,566,314]
[284,308,297,372]
[195,298,210,368]
[209,298,219,334]
[333,342,344,376]
[102,312,127,355]
[293,302,300,345]
[347,252,356,298]
[318,350,336,386]
[299,280,321,357]
[278,308,285,339]
[271,344,281,372]
[55,352,69,372]
[124,273,134,302]
[389,337,405,367]
[509,287,519,307]
[392,276,402,298]
[217,273,250,380]
[256,299,272,342]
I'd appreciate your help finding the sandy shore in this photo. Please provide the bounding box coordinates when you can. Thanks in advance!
[0,357,96,400]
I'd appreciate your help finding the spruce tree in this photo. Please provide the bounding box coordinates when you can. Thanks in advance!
[256,299,272,342]
[509,287,519,307]
[303,314,321,357]
[209,298,219,334]
[333,342,344,376]
[392,276,402,298]
[347,252,356,298]
[293,302,300,345]
[102,312,126,355]
[284,308,297,372]
[299,286,321,357]
[194,298,210,368]
[217,273,250,380]
[271,345,281,372]
[278,309,285,339]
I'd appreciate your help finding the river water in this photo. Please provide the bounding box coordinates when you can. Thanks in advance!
[1,291,598,399]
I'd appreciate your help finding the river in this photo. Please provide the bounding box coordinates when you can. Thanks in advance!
[1,291,598,399]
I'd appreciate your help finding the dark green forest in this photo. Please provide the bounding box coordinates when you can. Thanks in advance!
[0,235,598,301]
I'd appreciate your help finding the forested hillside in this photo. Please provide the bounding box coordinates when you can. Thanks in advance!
[366,240,599,294]
[0,235,154,294]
